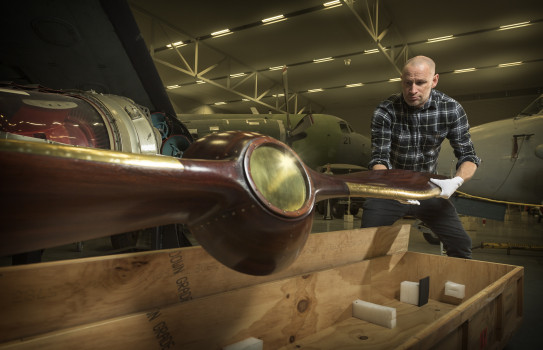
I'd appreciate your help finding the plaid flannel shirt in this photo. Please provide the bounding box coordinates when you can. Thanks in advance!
[368,89,480,173]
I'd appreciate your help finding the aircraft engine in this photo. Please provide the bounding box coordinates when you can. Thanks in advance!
[0,85,190,157]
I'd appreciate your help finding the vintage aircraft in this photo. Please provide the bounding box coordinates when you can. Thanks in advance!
[179,113,371,170]
[437,94,543,206]
[414,95,543,245]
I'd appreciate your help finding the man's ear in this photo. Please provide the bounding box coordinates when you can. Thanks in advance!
[432,74,439,88]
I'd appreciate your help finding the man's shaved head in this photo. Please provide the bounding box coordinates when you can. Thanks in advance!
[401,56,439,108]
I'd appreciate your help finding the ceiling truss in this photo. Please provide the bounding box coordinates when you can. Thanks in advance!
[342,0,408,75]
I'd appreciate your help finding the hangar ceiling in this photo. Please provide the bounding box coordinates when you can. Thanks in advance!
[1,1,542,137]
[128,0,543,135]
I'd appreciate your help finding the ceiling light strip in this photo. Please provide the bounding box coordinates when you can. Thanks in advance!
[262,14,285,25]
[498,61,523,68]
[313,57,334,63]
[166,41,187,48]
[427,35,454,43]
[499,21,531,30]
[323,0,342,9]
[453,68,477,73]
[211,29,231,38]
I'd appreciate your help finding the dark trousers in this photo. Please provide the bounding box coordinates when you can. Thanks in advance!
[361,198,472,258]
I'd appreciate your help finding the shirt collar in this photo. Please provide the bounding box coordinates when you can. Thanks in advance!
[402,89,437,111]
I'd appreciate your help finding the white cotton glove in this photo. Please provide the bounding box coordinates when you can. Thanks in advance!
[397,199,420,205]
[430,176,464,199]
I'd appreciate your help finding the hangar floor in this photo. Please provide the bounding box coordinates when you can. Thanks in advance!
[2,207,542,348]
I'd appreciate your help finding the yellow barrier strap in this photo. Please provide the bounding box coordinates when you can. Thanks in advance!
[456,191,542,208]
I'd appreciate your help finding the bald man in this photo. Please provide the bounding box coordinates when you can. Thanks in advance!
[362,56,480,258]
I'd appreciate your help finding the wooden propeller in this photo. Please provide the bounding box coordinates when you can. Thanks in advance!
[0,131,442,275]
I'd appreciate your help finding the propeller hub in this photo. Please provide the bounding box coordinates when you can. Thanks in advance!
[244,135,313,217]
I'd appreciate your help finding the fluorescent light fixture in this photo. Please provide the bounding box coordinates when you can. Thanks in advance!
[308,88,323,93]
[346,83,364,88]
[211,29,231,37]
[196,80,206,84]
[427,35,454,43]
[324,0,342,8]
[166,84,181,89]
[272,93,285,98]
[229,73,247,78]
[389,78,401,82]
[214,101,227,105]
[269,66,283,71]
[242,98,250,102]
[313,57,334,63]
[364,49,379,54]
[262,15,285,24]
[499,21,531,30]
[454,68,476,73]
[499,61,523,68]
[166,41,186,48]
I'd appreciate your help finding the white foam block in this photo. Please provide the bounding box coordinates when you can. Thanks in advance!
[223,337,263,350]
[400,281,420,305]
[445,281,465,299]
[352,299,396,328]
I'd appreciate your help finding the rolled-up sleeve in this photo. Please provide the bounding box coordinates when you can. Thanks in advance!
[368,106,393,169]
[448,104,481,168]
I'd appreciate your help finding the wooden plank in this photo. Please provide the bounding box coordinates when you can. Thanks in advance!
[0,259,375,350]
[0,225,409,343]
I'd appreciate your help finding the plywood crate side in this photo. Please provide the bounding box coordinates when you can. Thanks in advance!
[0,225,409,343]
[402,259,523,350]
[0,259,376,350]
[461,267,524,350]
[356,252,524,350]
[0,224,524,350]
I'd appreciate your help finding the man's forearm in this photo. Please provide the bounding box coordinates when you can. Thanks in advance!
[455,161,477,182]
[371,164,388,170]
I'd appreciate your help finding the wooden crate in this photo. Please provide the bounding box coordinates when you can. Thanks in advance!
[0,224,523,349]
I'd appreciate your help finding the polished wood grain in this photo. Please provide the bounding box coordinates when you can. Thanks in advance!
[0,131,443,274]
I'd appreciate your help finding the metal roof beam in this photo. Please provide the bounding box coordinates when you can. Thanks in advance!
[342,0,406,75]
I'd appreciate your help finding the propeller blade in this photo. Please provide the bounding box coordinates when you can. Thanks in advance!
[0,132,442,275]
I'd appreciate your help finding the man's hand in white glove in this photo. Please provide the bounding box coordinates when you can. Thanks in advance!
[430,176,464,199]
